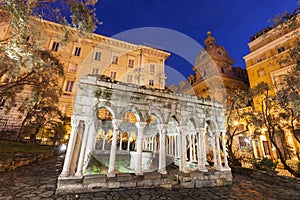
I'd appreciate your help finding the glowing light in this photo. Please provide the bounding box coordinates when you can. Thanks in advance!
[59,144,67,152]
[244,138,250,144]
[233,121,239,126]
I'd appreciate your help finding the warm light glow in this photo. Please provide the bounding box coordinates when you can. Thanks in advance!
[64,135,69,140]
[233,121,239,126]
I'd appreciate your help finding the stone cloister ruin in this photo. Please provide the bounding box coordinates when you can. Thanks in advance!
[56,75,232,194]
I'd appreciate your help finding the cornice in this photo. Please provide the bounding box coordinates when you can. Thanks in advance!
[244,26,300,61]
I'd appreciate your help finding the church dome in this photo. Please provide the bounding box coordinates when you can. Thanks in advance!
[203,31,234,65]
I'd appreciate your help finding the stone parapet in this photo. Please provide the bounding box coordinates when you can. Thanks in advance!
[56,170,232,195]
[0,151,54,172]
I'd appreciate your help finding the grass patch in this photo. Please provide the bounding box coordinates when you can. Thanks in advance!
[0,140,55,160]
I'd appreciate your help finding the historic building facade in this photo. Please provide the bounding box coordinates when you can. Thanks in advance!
[174,32,250,160]
[56,75,231,193]
[243,14,300,160]
[0,19,170,133]
[182,31,249,105]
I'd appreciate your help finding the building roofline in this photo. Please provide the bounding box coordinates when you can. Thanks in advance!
[37,18,170,58]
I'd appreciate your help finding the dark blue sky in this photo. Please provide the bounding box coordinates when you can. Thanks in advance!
[95,0,297,85]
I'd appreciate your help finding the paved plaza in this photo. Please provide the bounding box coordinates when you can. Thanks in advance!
[0,155,299,200]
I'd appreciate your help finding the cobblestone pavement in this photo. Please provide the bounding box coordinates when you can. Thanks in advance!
[0,155,299,200]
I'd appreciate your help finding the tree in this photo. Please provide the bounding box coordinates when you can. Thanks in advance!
[0,0,98,139]
[249,82,300,177]
[225,86,252,166]
[16,52,63,142]
[0,0,98,112]
[275,42,300,146]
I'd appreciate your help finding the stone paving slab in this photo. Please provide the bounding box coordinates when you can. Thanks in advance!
[0,155,299,200]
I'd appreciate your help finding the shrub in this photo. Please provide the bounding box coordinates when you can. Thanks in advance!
[253,158,277,172]
[286,160,300,173]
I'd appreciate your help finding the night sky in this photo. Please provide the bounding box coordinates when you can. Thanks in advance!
[95,0,297,85]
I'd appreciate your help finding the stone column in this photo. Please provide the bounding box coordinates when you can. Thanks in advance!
[197,128,207,172]
[127,133,131,151]
[102,131,106,150]
[75,119,92,177]
[107,120,120,177]
[60,118,79,176]
[192,134,196,162]
[221,130,230,170]
[151,136,154,151]
[158,124,167,174]
[189,134,193,161]
[136,122,146,175]
[211,131,218,169]
[182,133,187,172]
[119,132,123,151]
[170,135,173,155]
[178,126,188,173]
[215,131,222,170]
[83,119,96,170]
[174,134,178,158]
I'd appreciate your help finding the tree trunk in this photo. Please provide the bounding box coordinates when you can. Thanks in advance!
[268,130,300,177]
[226,133,242,167]
[16,114,29,142]
[30,123,42,145]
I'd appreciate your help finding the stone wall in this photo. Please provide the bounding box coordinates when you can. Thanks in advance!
[0,151,54,172]
[178,171,232,189]
[232,167,300,190]
[56,170,232,195]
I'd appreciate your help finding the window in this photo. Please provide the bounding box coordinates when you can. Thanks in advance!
[65,81,74,92]
[112,55,119,64]
[25,36,30,43]
[74,47,81,56]
[256,58,263,63]
[51,42,59,52]
[127,75,133,83]
[128,59,134,68]
[60,104,68,114]
[262,141,271,156]
[277,46,285,53]
[257,69,265,77]
[68,63,77,72]
[110,72,117,80]
[94,51,102,61]
[150,64,155,73]
[0,98,6,107]
[221,67,224,73]
[92,68,99,75]
[149,79,154,86]
[238,136,247,150]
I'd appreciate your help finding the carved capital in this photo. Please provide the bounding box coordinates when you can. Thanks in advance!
[71,118,80,128]
[135,121,147,128]
[197,128,206,134]
[85,119,94,126]
[178,126,187,134]
[113,119,123,127]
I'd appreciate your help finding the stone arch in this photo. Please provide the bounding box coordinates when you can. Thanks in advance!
[118,105,143,123]
[96,102,117,119]
[147,107,164,125]
[206,119,219,131]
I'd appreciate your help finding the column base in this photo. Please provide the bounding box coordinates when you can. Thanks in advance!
[158,169,167,174]
[220,166,231,171]
[198,166,208,172]
[135,171,143,176]
[214,166,222,171]
[60,171,69,177]
[107,171,116,177]
[74,172,83,178]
